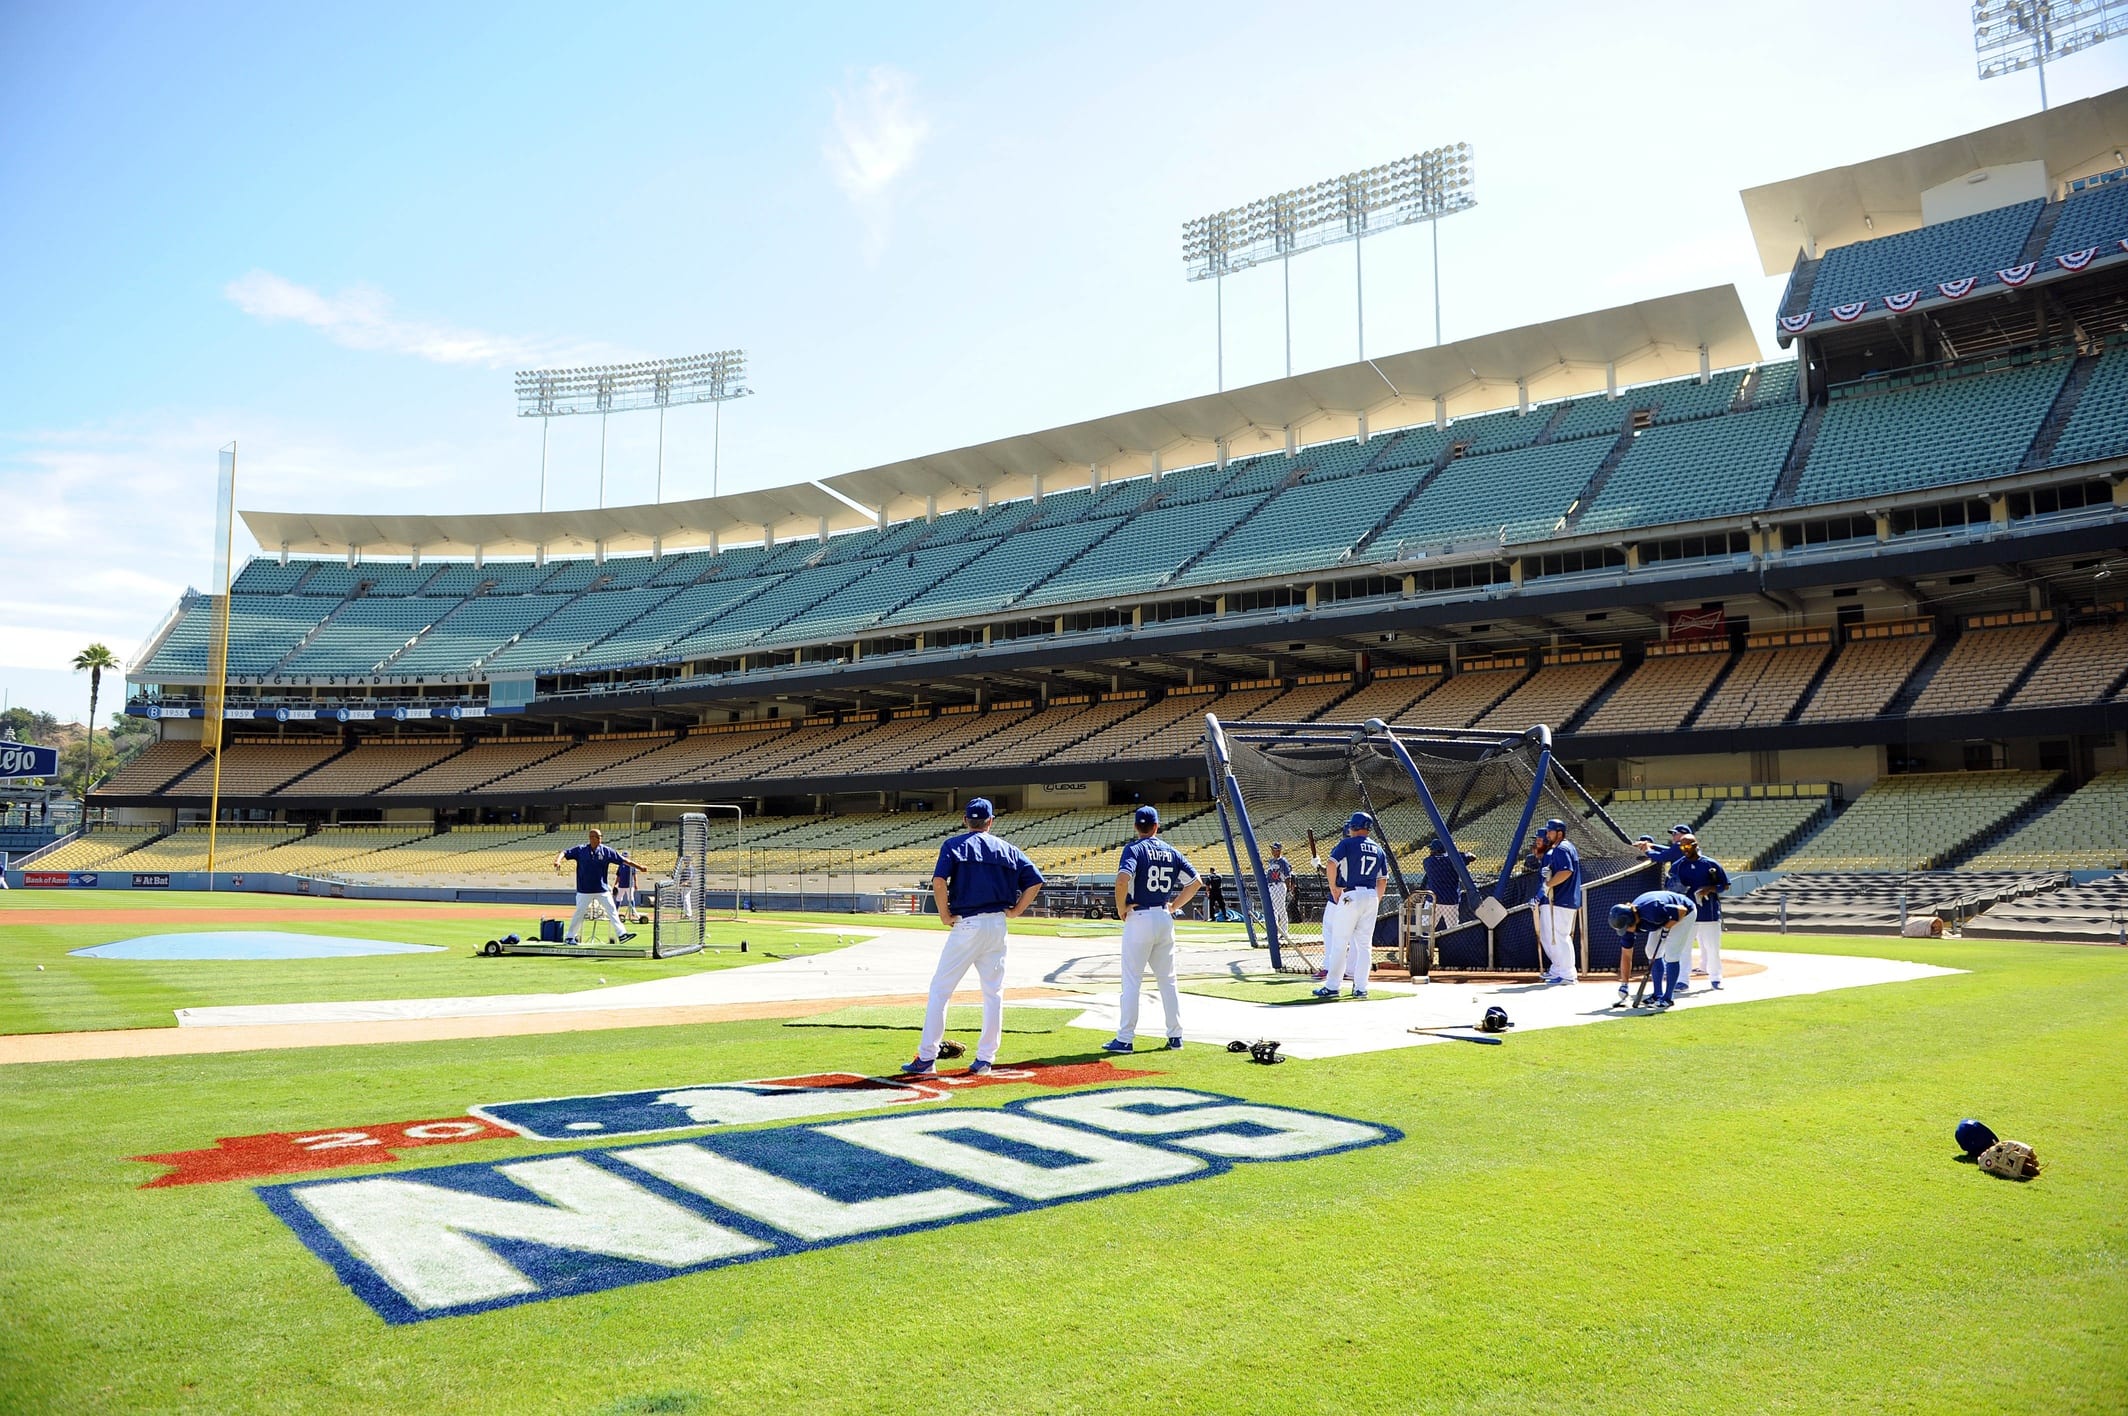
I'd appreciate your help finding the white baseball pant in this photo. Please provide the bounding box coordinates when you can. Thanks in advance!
[1694,918,1722,980]
[1320,887,1378,991]
[1652,920,1693,964]
[1267,881,1288,924]
[918,911,1009,1064]
[1432,901,1462,930]
[1537,902,1579,982]
[1117,907,1182,1044]
[567,890,622,942]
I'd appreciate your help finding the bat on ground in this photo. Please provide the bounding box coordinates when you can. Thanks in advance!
[1406,1027,1503,1045]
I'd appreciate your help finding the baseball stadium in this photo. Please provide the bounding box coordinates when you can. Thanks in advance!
[5,20,2128,1416]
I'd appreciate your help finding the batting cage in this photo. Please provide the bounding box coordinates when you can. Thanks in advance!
[649,812,713,959]
[1205,714,1656,976]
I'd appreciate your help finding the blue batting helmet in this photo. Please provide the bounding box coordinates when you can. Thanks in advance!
[1955,1118,1999,1158]
[1543,818,1568,833]
[1346,812,1373,830]
[1608,902,1638,934]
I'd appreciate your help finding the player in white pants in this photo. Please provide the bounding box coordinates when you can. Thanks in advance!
[554,828,634,945]
[904,799,1044,1075]
[1531,818,1582,984]
[1264,842,1293,933]
[1668,835,1730,990]
[1316,812,1390,999]
[1106,806,1203,1051]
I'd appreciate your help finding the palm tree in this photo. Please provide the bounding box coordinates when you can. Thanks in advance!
[71,643,121,796]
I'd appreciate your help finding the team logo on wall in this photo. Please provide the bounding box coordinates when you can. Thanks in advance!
[260,1089,1400,1323]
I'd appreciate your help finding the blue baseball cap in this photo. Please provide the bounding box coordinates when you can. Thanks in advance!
[1427,837,1445,853]
[1543,818,1568,833]
[964,797,994,820]
[1134,805,1159,827]
[1346,812,1373,830]
[1636,834,1655,843]
[1670,823,1692,835]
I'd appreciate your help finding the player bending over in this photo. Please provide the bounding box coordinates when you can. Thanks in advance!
[904,798,1044,1076]
[553,828,636,945]
[1104,806,1202,1054]
[1608,889,1698,1009]
[1315,812,1388,1000]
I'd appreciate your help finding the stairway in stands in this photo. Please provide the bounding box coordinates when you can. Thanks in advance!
[2016,200,2065,266]
[1766,401,1827,508]
[1677,647,1745,730]
[1559,426,1645,534]
[1779,255,1822,321]
[1344,441,1467,562]
[2019,351,2101,469]
[1880,631,1960,718]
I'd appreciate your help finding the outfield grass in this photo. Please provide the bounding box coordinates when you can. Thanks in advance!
[0,928,2121,1413]
[0,894,859,1035]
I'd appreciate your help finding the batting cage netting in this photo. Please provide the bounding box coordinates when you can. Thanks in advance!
[1206,714,1656,975]
[650,812,711,959]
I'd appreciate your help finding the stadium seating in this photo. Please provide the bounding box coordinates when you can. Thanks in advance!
[1172,480,1399,588]
[1473,660,1620,732]
[103,824,306,871]
[481,590,675,673]
[2042,344,2128,468]
[1541,394,1636,443]
[1796,628,1932,723]
[998,698,1126,763]
[754,542,985,646]
[1034,497,1261,602]
[1577,403,1801,533]
[1795,359,2068,505]
[25,828,163,870]
[1407,663,1525,728]
[1698,795,1834,869]
[1800,200,2042,315]
[475,733,671,793]
[390,595,566,676]
[1371,437,1611,553]
[162,740,343,797]
[2006,617,2128,709]
[1578,646,1729,735]
[1647,368,1748,425]
[667,567,862,659]
[99,741,208,796]
[377,739,573,795]
[274,740,460,796]
[884,520,1113,627]
[2039,179,2128,265]
[1965,770,2128,871]
[1775,770,2059,871]
[1448,406,1549,456]
[1750,360,1801,407]
[1330,670,1445,725]
[1216,452,1301,498]
[1727,869,2064,930]
[1964,875,2128,941]
[1909,619,2056,716]
[566,579,774,672]
[1601,794,1718,845]
[1693,641,1829,729]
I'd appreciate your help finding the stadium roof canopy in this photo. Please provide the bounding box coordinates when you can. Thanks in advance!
[241,285,1759,560]
[1739,85,2128,275]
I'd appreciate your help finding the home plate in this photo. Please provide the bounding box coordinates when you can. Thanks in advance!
[1021,950,1962,1059]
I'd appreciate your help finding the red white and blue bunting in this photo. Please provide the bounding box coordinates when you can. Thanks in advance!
[1830,301,1868,322]
[2056,247,2099,271]
[1786,231,2128,333]
[1997,262,2037,286]
[1883,290,1921,312]
[1778,312,1814,334]
[1938,276,1978,299]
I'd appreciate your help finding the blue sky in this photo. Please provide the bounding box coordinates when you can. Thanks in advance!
[5,1,2126,721]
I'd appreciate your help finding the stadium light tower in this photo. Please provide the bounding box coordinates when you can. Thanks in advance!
[1182,145,1475,386]
[515,350,751,509]
[1973,1,2128,110]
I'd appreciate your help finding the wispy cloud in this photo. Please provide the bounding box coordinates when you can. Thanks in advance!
[824,67,930,254]
[224,271,620,369]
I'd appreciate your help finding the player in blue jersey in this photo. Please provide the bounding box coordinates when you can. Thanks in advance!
[1420,837,1476,931]
[904,798,1044,1076]
[1608,889,1700,1009]
[553,827,635,944]
[1534,818,1581,985]
[1103,806,1202,1053]
[1264,841,1294,931]
[1636,822,1695,989]
[1316,812,1389,999]
[1669,833,1731,990]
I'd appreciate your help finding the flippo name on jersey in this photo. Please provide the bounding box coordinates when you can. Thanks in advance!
[262,1088,1400,1324]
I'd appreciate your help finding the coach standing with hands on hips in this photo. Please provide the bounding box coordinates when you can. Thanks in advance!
[905,798,1043,1077]
[1104,805,1201,1053]
[1534,818,1581,985]
[1316,811,1388,1000]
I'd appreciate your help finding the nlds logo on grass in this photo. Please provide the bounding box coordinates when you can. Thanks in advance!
[261,1088,1400,1324]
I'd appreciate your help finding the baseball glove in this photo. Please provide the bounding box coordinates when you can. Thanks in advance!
[1226,1039,1250,1053]
[1248,1039,1285,1065]
[935,1040,967,1060]
[1977,1139,2041,1179]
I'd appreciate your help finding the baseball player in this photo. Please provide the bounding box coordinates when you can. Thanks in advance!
[1636,823,1694,989]
[1315,812,1388,999]
[1533,817,1581,985]
[612,852,638,918]
[1608,889,1699,1009]
[1104,806,1202,1053]
[1419,837,1475,931]
[1264,841,1294,931]
[553,827,636,944]
[903,798,1044,1077]
[1668,833,1731,990]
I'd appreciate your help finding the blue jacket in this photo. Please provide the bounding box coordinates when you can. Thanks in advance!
[1118,837,1198,908]
[1670,854,1730,922]
[934,830,1044,916]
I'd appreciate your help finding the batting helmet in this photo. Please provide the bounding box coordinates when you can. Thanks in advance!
[1608,902,1638,933]
[1346,811,1374,830]
[1478,1006,1511,1033]
[1955,1118,1999,1158]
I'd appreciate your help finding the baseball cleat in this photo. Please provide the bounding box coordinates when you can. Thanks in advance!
[966,1059,996,1075]
[1710,981,1723,990]
[899,1057,937,1074]
[1311,985,1339,999]
[617,932,637,943]
[1100,1038,1134,1053]
[1165,1037,1184,1050]
[1351,989,1369,999]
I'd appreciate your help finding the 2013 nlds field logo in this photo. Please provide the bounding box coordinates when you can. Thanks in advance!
[259,1086,1399,1324]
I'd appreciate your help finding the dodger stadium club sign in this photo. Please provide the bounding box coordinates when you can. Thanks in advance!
[258,1086,1398,1324]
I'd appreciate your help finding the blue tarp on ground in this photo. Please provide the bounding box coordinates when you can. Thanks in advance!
[72,931,447,961]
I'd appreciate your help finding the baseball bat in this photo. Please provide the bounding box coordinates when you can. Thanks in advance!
[1305,828,1319,866]
[1406,1027,1503,1045]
